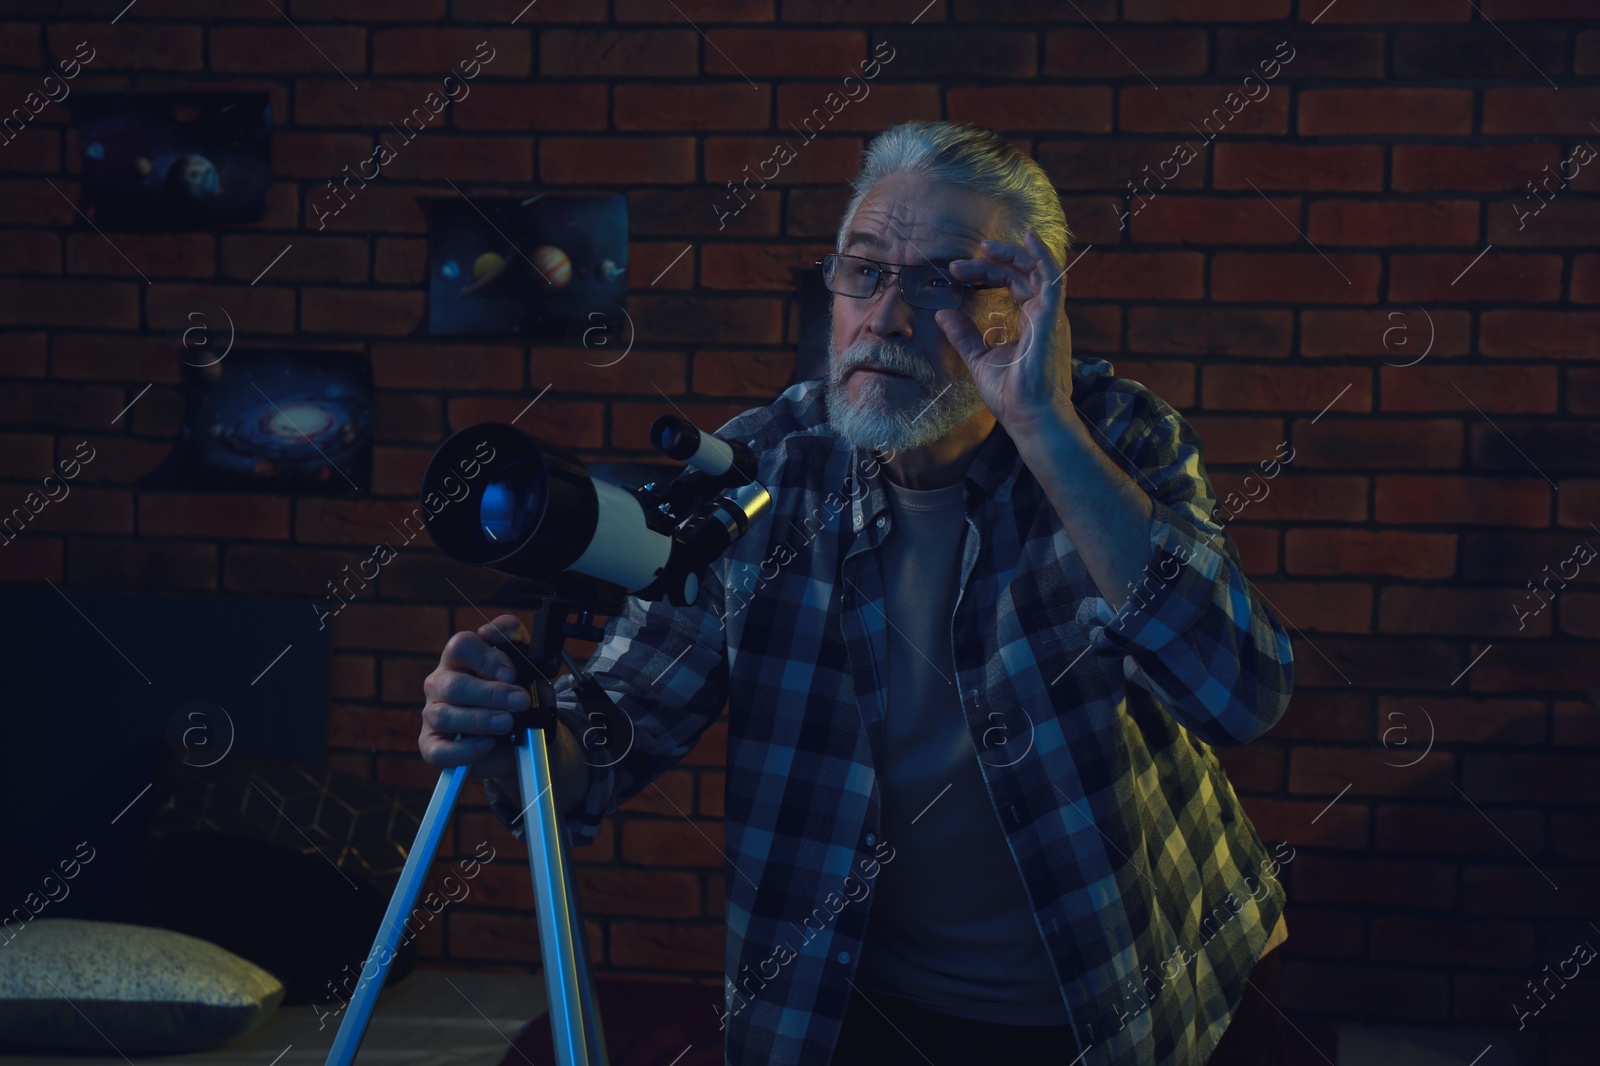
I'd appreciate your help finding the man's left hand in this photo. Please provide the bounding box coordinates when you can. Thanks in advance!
[935,227,1082,443]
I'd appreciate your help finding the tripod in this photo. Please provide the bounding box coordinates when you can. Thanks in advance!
[325,584,624,1066]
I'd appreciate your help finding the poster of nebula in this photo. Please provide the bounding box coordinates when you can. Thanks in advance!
[74,92,271,229]
[426,193,628,338]
[181,350,372,493]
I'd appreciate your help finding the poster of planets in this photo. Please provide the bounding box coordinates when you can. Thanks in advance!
[426,193,628,338]
[74,92,271,229]
[181,349,372,492]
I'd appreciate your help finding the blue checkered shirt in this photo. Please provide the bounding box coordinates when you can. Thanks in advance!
[484,357,1294,1065]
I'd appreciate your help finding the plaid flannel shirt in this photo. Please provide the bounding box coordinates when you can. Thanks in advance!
[483,356,1294,1065]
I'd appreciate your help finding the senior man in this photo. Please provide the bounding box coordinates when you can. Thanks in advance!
[420,119,1294,1066]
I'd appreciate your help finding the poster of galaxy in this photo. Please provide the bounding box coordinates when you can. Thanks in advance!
[74,92,271,229]
[181,350,372,493]
[426,193,628,338]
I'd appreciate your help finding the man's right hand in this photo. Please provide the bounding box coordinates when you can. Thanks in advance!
[419,613,533,783]
[420,612,593,820]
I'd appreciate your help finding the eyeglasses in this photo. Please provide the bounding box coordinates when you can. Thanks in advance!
[814,253,999,311]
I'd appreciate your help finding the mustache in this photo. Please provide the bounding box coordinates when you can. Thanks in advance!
[840,346,928,384]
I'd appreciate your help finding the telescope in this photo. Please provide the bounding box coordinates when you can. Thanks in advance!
[323,414,772,1066]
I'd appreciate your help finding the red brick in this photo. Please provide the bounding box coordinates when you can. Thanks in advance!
[48,24,202,70]
[1465,753,1600,805]
[1110,360,1194,408]
[541,136,696,185]
[1289,747,1455,798]
[220,235,365,285]
[377,135,533,183]
[375,238,428,285]
[330,603,450,654]
[1125,0,1289,19]
[1243,579,1370,632]
[950,87,1112,133]
[1130,196,1301,245]
[1484,88,1600,135]
[139,492,291,540]
[1389,253,1563,304]
[305,184,427,235]
[374,394,444,443]
[1578,254,1600,303]
[210,25,366,73]
[0,22,37,65]
[0,381,124,429]
[1268,690,1369,742]
[1481,310,1600,360]
[1119,85,1288,135]
[1237,796,1367,849]
[0,333,47,377]
[1300,89,1472,136]
[1069,252,1205,301]
[1045,29,1208,78]
[694,351,796,397]
[1212,253,1382,303]
[301,288,424,337]
[609,919,723,972]
[576,866,701,919]
[331,654,375,700]
[1038,141,1208,192]
[618,770,696,818]
[1186,417,1286,463]
[1563,591,1600,638]
[0,279,139,328]
[1380,365,1557,413]
[1375,476,1550,528]
[1389,695,1546,747]
[1212,744,1283,791]
[1376,800,1536,857]
[1289,856,1457,909]
[447,398,604,449]
[705,135,862,186]
[1212,475,1368,522]
[295,498,428,546]
[1214,144,1384,191]
[703,242,825,291]
[62,231,212,278]
[1381,586,1544,637]
[1129,308,1293,357]
[145,283,294,335]
[1369,916,1535,968]
[529,346,689,395]
[51,334,180,384]
[1285,530,1456,579]
[1394,27,1567,78]
[1202,366,1372,413]
[1289,418,1461,469]
[448,83,609,132]
[1277,909,1363,960]
[372,29,529,76]
[620,817,724,868]
[1305,0,1467,20]
[0,532,60,582]
[1393,144,1562,192]
[1307,200,1478,247]
[67,538,218,591]
[541,29,701,77]
[612,83,772,132]
[699,771,725,817]
[1581,30,1600,75]
[1472,641,1595,693]
[370,343,522,390]
[1462,867,1598,916]
[1284,962,1447,1020]
[0,231,59,275]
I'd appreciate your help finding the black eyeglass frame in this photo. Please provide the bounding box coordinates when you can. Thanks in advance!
[813,253,1004,311]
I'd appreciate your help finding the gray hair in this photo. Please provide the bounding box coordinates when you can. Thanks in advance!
[835,120,1074,270]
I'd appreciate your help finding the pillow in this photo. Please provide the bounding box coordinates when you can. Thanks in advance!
[0,918,283,1053]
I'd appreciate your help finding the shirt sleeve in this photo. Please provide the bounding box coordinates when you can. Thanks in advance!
[1074,382,1294,747]
[481,565,732,849]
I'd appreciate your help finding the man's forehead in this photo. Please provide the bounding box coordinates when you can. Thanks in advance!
[842,227,974,265]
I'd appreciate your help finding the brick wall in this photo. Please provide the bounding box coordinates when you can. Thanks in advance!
[1,0,1596,1059]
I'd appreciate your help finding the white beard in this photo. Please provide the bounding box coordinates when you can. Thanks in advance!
[822,334,984,453]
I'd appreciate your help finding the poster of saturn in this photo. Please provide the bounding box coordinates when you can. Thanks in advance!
[426,193,628,339]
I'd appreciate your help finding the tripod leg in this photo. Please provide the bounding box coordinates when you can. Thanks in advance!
[516,725,608,1066]
[325,763,468,1066]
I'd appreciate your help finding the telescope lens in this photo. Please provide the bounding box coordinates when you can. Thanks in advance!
[478,460,546,547]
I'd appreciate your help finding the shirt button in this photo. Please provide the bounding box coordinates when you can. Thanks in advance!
[837,951,850,964]
[875,516,885,527]
[865,833,876,846]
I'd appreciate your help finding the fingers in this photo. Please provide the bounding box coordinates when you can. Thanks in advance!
[424,699,516,740]
[439,627,516,683]
[477,613,526,645]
